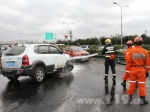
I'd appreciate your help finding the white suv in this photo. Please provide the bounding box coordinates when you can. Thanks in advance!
[0,43,73,83]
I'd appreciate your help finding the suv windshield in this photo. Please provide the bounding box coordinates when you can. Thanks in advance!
[4,46,26,56]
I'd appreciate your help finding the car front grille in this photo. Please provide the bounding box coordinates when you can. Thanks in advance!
[81,54,88,56]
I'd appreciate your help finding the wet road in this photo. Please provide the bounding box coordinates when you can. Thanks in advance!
[0,57,150,112]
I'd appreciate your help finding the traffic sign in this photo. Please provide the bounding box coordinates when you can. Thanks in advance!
[45,33,54,40]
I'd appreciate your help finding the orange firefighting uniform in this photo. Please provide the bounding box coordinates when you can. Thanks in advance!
[123,46,134,81]
[126,46,150,96]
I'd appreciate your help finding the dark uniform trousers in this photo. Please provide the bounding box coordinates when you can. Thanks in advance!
[104,57,116,79]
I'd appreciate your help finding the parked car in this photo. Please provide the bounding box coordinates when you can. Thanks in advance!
[0,44,12,57]
[0,43,74,83]
[81,45,92,50]
[115,46,135,55]
[0,44,11,50]
[97,46,104,50]
[56,44,65,47]
[63,46,90,61]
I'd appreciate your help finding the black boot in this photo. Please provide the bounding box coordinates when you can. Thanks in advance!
[121,81,127,92]
[113,80,116,85]
[105,79,109,94]
[104,76,108,80]
[140,97,149,105]
[128,95,132,102]
[112,76,116,81]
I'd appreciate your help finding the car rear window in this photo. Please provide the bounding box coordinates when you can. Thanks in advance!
[4,46,26,56]
[72,46,84,52]
[81,45,88,48]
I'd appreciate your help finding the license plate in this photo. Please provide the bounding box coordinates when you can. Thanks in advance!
[5,70,12,73]
[81,58,89,61]
[7,62,15,66]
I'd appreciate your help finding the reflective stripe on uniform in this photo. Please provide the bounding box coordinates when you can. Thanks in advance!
[132,53,146,59]
[113,74,116,76]
[125,70,130,73]
[105,56,110,57]
[145,66,150,68]
[105,74,108,76]
[129,81,136,83]
[138,82,145,84]
[105,51,115,54]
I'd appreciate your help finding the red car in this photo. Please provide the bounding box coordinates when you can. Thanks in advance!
[63,46,90,61]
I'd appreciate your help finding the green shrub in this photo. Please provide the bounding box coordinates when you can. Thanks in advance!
[142,44,150,50]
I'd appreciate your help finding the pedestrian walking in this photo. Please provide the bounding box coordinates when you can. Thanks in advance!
[102,38,116,82]
[121,40,134,92]
[126,36,150,105]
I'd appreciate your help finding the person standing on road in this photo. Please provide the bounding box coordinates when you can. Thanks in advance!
[102,38,116,82]
[121,40,134,92]
[126,36,150,105]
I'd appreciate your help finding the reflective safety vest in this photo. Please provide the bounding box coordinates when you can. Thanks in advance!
[102,44,116,58]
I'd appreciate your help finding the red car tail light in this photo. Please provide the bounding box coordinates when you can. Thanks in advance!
[22,55,29,66]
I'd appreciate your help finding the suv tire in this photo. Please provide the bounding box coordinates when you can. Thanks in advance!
[66,63,74,72]
[62,62,74,73]
[32,66,45,83]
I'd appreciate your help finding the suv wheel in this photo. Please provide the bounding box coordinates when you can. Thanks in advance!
[7,76,19,81]
[66,64,74,72]
[32,66,45,83]
[63,62,74,72]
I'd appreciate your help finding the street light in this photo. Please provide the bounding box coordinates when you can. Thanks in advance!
[63,22,73,40]
[113,2,129,48]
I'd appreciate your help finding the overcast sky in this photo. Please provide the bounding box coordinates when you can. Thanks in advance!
[0,0,150,42]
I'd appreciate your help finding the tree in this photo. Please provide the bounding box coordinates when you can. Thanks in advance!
[100,37,106,45]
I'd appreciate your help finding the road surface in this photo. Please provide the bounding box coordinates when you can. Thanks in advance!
[0,57,150,112]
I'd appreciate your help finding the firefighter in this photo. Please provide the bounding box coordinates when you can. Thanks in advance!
[102,38,116,82]
[126,36,150,105]
[121,40,134,92]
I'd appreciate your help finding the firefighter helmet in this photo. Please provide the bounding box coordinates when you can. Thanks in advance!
[126,40,133,46]
[105,39,111,44]
[134,36,143,44]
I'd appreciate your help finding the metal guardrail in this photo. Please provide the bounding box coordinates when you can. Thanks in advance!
[94,54,126,65]
[115,55,126,65]
[116,55,125,64]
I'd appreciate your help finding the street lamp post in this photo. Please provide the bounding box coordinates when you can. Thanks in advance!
[113,2,129,48]
[54,34,56,44]
[63,22,73,40]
